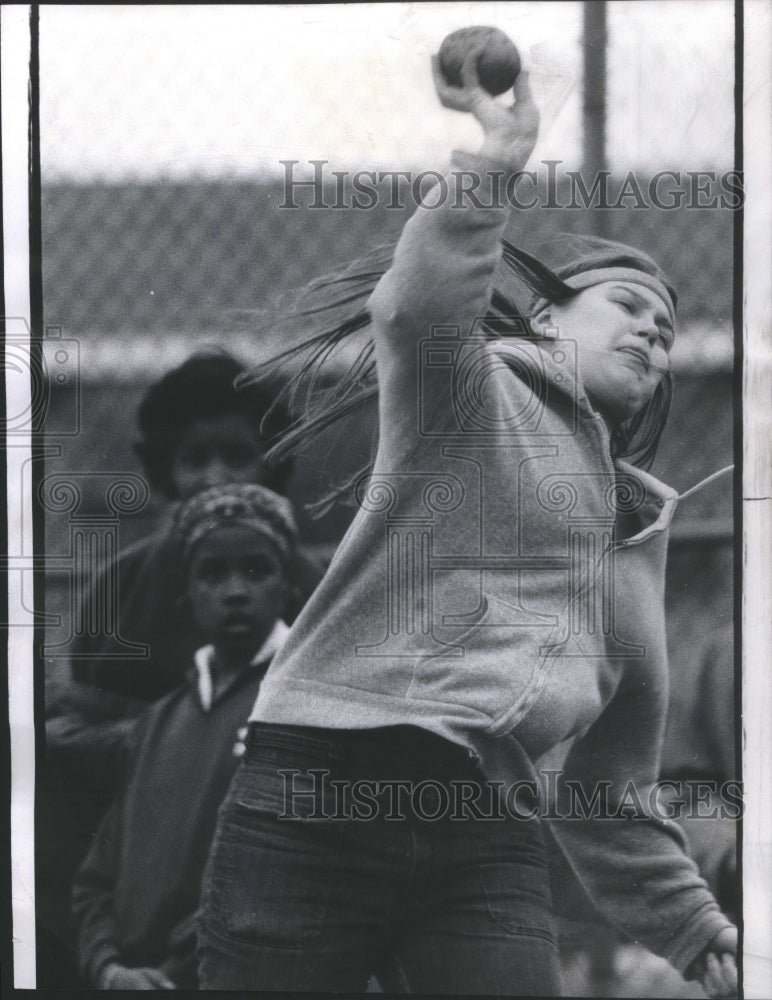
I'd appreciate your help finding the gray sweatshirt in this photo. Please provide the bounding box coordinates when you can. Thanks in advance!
[251,151,733,973]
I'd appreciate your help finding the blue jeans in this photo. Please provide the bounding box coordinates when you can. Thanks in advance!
[197,723,561,995]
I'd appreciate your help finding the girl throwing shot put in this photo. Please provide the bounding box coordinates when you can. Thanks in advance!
[198,35,737,997]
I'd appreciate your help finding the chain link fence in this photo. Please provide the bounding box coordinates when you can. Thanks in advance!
[40,172,735,546]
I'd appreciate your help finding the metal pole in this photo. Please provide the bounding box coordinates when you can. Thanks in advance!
[583,1,608,232]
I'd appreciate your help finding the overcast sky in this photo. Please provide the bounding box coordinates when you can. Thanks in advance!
[39,2,735,180]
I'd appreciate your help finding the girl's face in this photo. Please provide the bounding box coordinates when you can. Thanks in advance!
[540,281,674,422]
[187,524,288,663]
[171,413,268,500]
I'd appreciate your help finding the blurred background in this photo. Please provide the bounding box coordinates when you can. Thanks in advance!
[38,3,737,996]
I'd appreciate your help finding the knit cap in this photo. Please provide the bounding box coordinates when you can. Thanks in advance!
[494,232,678,333]
[174,483,298,568]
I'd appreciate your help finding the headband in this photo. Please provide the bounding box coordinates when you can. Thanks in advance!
[174,483,298,567]
[531,267,676,331]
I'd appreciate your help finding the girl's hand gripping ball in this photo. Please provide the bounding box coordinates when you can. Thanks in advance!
[432,32,538,173]
[438,26,521,96]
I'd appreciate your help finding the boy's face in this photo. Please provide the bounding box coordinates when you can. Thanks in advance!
[171,413,268,500]
[187,524,288,662]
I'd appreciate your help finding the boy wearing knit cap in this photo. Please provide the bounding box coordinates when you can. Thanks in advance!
[72,484,297,990]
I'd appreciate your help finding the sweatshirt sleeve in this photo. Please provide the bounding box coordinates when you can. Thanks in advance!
[367,152,512,456]
[45,678,144,785]
[544,664,734,975]
[71,801,123,985]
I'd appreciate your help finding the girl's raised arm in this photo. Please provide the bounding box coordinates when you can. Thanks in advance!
[367,43,540,456]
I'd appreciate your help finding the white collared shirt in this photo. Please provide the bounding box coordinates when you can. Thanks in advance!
[193,619,291,712]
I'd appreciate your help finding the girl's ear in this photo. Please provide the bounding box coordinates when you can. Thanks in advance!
[529,307,552,337]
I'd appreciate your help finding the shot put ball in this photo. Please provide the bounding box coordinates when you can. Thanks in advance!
[438,26,521,96]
